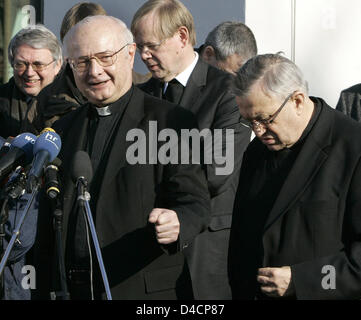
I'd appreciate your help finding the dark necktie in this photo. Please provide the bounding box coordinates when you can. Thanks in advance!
[163,79,184,104]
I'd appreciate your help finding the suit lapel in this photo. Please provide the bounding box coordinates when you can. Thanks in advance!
[263,103,334,232]
[180,59,207,114]
[140,77,163,99]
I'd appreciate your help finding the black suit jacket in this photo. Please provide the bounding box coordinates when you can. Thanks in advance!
[229,97,361,300]
[336,83,361,122]
[34,87,210,299]
[140,59,251,299]
[0,77,40,137]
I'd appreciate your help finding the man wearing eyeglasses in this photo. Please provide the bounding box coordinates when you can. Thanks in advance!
[131,0,251,300]
[33,15,210,300]
[0,25,62,138]
[229,53,361,300]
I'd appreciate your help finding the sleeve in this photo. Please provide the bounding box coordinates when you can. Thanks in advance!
[206,90,251,197]
[336,90,361,122]
[156,107,211,252]
[291,156,361,300]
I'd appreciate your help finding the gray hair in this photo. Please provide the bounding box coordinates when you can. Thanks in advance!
[64,15,134,57]
[231,53,309,99]
[8,24,62,66]
[205,21,257,62]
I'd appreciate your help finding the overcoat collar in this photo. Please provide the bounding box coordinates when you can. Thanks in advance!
[254,98,334,231]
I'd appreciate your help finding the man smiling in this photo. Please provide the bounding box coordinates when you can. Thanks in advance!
[0,25,62,137]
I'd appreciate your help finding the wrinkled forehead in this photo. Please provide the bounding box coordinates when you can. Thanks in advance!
[65,20,124,58]
[235,83,278,118]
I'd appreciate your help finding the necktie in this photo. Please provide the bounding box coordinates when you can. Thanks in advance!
[163,79,184,104]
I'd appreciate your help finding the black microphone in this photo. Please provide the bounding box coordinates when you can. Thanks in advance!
[27,131,62,192]
[0,137,14,158]
[44,157,62,199]
[0,133,36,181]
[71,151,93,206]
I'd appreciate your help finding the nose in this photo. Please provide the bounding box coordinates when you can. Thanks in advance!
[253,124,267,137]
[139,48,152,61]
[24,64,36,76]
[87,58,103,76]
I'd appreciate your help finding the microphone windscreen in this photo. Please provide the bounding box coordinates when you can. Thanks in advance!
[71,150,93,184]
[40,127,55,135]
[11,133,37,162]
[33,131,62,162]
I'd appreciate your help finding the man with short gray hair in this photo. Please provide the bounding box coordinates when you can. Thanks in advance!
[229,53,361,299]
[0,25,62,137]
[200,21,257,74]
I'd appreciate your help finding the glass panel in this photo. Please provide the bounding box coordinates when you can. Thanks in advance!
[0,0,43,84]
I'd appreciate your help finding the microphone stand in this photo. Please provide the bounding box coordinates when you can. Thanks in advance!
[0,185,37,277]
[0,194,9,299]
[77,177,112,300]
[0,168,27,293]
[51,204,70,300]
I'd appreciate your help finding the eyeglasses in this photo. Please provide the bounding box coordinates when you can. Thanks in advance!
[68,43,129,73]
[13,60,56,72]
[136,39,167,53]
[242,91,296,131]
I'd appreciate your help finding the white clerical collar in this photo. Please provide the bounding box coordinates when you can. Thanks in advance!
[163,51,199,92]
[96,106,112,116]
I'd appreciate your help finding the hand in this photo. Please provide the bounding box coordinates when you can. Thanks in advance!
[257,266,294,298]
[148,208,180,244]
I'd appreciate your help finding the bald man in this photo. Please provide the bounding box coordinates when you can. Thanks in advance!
[34,15,210,300]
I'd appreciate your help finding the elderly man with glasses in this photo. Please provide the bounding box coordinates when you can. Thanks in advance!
[33,15,210,300]
[229,53,361,300]
[0,25,62,138]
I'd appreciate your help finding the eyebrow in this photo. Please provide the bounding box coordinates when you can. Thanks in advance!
[77,51,113,59]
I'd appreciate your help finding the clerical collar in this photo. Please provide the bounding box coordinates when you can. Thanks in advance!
[96,106,112,116]
[91,86,134,117]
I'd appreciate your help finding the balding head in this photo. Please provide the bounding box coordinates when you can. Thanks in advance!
[64,15,133,58]
[65,15,136,107]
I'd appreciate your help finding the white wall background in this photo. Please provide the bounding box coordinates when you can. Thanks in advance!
[246,0,361,107]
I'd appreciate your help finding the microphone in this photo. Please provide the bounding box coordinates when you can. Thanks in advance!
[27,131,62,192]
[44,157,62,199]
[0,133,36,180]
[71,151,93,205]
[0,137,14,159]
[40,127,56,135]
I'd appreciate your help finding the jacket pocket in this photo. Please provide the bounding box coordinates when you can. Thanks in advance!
[208,214,232,231]
[144,265,183,293]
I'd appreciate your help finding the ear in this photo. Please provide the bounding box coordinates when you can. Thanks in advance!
[293,91,306,115]
[177,26,190,47]
[127,43,137,67]
[54,60,63,76]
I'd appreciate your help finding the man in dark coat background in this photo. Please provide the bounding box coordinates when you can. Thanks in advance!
[229,53,361,300]
[131,0,251,299]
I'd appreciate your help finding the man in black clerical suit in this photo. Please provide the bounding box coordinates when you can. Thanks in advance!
[34,15,210,300]
[229,53,361,300]
[131,0,251,300]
